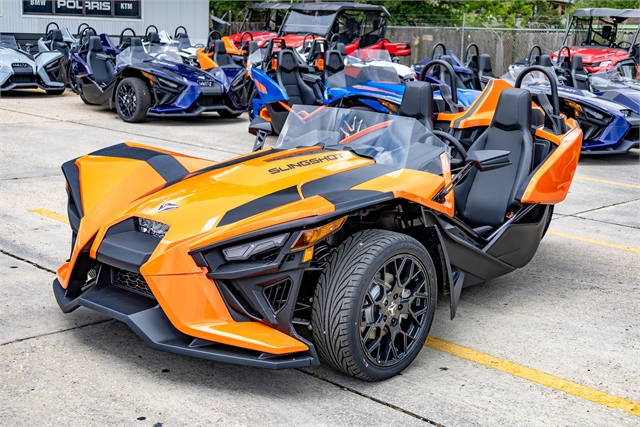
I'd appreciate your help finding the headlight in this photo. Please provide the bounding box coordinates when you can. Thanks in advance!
[620,109,631,117]
[222,233,289,261]
[583,106,605,121]
[136,218,169,239]
[45,58,62,70]
[158,77,179,88]
[599,61,612,68]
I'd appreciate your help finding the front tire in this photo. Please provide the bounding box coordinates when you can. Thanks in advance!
[45,88,65,95]
[115,77,151,123]
[312,229,437,381]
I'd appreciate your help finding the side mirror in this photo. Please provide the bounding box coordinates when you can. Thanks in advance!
[466,150,511,171]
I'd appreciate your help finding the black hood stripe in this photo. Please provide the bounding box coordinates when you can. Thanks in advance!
[217,186,301,227]
[300,163,397,198]
[91,143,188,183]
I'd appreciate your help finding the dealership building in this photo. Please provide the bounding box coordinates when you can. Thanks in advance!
[1,0,210,48]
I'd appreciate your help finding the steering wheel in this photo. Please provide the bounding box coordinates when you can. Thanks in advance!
[145,25,158,36]
[432,130,467,168]
[515,65,564,134]
[527,45,542,66]
[174,26,188,38]
[419,59,459,109]
[430,42,446,60]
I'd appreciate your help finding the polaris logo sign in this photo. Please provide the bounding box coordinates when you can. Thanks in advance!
[56,1,110,11]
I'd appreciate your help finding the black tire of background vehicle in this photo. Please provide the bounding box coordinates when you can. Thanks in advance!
[68,67,81,94]
[79,92,94,105]
[218,110,242,119]
[45,88,65,95]
[116,77,151,123]
[312,229,437,381]
[542,205,554,239]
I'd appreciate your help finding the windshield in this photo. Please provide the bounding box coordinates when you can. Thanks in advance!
[590,68,640,91]
[117,44,183,66]
[275,106,448,173]
[326,64,401,88]
[282,11,336,35]
[247,48,264,68]
[349,49,392,63]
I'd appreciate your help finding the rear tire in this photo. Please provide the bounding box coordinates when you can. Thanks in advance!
[115,77,151,123]
[312,229,437,381]
[218,110,242,119]
[45,88,65,95]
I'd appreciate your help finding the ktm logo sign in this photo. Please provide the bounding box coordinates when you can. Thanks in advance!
[268,153,345,174]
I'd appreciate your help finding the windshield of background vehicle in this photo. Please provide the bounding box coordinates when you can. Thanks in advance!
[275,105,448,173]
[117,44,183,66]
[590,66,640,91]
[282,11,336,35]
[326,64,401,88]
[563,16,640,49]
[349,49,392,63]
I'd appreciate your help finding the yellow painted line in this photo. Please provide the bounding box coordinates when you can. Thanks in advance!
[29,208,69,224]
[425,336,640,417]
[547,230,640,254]
[575,175,640,189]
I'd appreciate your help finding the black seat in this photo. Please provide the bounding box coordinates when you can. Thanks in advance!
[539,54,553,67]
[571,55,589,90]
[247,41,259,55]
[146,31,161,45]
[176,33,191,50]
[398,81,434,130]
[276,49,316,106]
[454,89,533,233]
[50,29,69,60]
[478,54,496,85]
[324,49,344,81]
[213,40,239,68]
[87,36,114,86]
[336,42,347,57]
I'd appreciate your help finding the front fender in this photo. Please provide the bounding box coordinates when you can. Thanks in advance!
[251,68,289,103]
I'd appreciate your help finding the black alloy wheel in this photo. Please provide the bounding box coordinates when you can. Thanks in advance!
[312,229,437,381]
[115,77,151,123]
[360,254,431,367]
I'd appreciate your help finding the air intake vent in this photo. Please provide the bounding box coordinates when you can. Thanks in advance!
[112,267,154,299]
[263,279,292,314]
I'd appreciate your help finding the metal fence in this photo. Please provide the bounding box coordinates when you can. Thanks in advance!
[387,26,568,75]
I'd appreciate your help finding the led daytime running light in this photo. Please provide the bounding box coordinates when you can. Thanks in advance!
[291,216,347,251]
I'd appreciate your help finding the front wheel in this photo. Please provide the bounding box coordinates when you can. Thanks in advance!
[312,229,437,381]
[115,77,151,123]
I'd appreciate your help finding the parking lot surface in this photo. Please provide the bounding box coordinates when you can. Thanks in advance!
[1,90,639,426]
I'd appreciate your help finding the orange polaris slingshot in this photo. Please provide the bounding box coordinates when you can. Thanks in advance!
[54,74,582,381]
